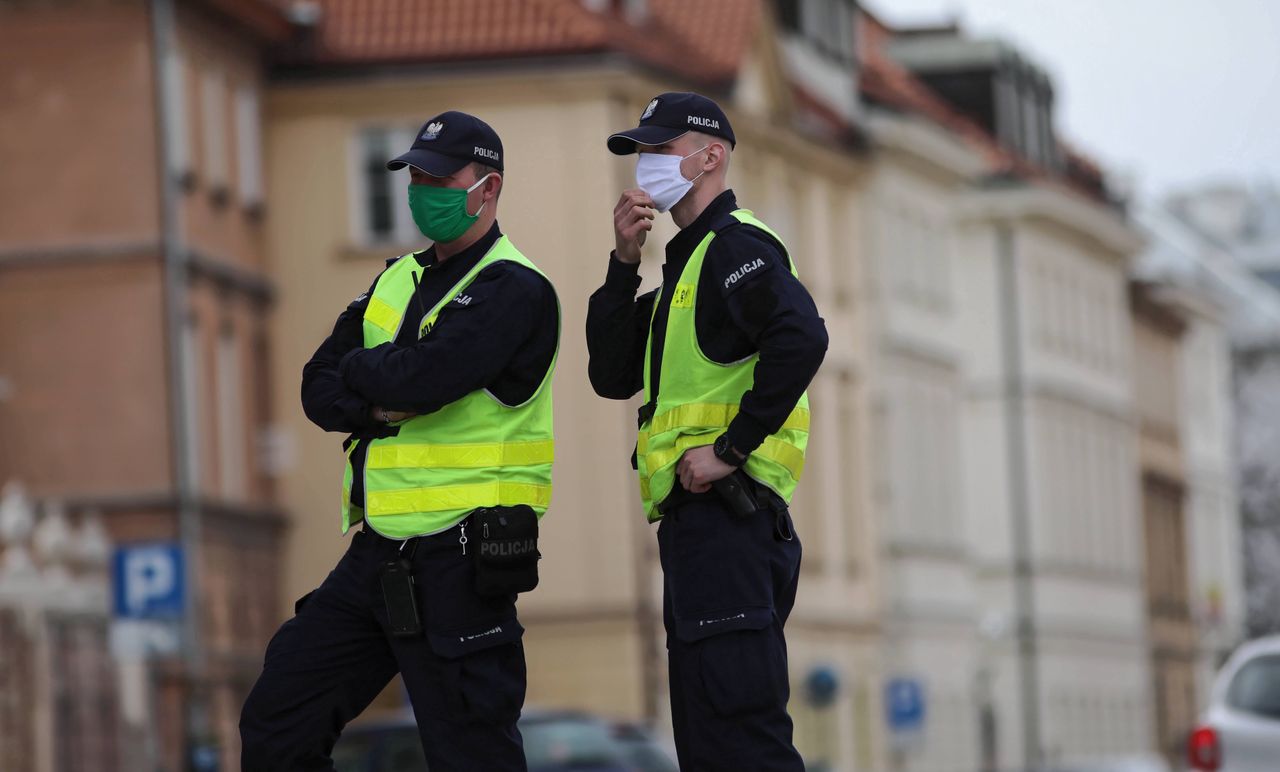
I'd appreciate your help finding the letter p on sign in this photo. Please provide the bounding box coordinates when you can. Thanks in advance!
[112,544,185,619]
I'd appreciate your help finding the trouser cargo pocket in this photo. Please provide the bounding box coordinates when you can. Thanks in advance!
[677,606,786,717]
[426,617,527,723]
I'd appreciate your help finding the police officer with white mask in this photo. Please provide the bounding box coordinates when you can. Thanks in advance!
[587,92,827,771]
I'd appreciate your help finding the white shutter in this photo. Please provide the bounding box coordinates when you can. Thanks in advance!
[235,86,263,206]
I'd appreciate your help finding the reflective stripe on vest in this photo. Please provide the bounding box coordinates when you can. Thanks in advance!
[341,236,558,538]
[636,209,810,521]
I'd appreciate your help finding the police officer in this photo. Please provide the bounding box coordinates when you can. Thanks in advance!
[240,111,559,772]
[587,93,827,770]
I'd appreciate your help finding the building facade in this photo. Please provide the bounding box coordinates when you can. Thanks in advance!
[1130,283,1196,765]
[0,1,290,769]
[3,1,1240,770]
[261,14,889,765]
[1154,185,1280,641]
[262,1,1162,770]
[1135,200,1263,691]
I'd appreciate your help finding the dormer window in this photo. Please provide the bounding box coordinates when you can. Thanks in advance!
[777,0,856,64]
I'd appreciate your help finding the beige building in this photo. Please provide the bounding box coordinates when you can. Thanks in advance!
[263,2,888,767]
[2,1,1201,770]
[1130,282,1197,766]
[829,16,1150,772]
[1,1,290,769]
[1134,201,1250,715]
[265,2,1167,770]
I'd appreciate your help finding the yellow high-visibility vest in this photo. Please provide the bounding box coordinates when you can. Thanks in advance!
[341,236,559,538]
[636,209,809,521]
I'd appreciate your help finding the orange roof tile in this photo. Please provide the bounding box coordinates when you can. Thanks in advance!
[304,0,609,62]
[294,0,757,86]
[284,0,1111,203]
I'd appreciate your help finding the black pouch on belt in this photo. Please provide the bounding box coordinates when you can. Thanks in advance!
[472,505,540,597]
[711,470,764,518]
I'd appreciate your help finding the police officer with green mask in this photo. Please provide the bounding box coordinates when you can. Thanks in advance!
[587,92,827,771]
[241,111,559,772]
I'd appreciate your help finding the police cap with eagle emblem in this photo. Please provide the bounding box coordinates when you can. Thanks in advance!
[607,92,736,155]
[387,110,504,175]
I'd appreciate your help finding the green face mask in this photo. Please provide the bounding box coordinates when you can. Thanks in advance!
[407,174,492,243]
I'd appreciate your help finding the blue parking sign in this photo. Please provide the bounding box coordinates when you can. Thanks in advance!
[113,544,185,619]
[885,677,926,734]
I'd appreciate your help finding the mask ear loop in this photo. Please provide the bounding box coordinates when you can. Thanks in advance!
[465,172,495,218]
[682,145,710,186]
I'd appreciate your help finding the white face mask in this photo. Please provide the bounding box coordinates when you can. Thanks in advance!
[635,145,708,213]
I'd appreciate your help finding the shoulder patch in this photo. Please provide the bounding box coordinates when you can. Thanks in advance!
[722,258,768,291]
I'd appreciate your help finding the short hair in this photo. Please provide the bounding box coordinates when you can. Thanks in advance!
[470,161,500,179]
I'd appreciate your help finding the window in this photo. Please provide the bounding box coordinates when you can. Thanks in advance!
[838,372,861,573]
[777,0,800,31]
[1021,90,1041,164]
[181,316,202,489]
[1144,477,1187,611]
[1039,99,1057,169]
[791,0,854,62]
[216,325,245,500]
[1227,655,1280,720]
[887,360,961,546]
[235,86,263,207]
[351,126,419,246]
[201,69,228,192]
[163,47,190,178]
[826,0,855,62]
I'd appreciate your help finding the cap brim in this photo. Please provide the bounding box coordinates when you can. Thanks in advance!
[606,126,690,155]
[386,148,470,176]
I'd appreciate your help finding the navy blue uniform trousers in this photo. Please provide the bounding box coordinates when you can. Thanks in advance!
[239,525,528,771]
[657,487,805,771]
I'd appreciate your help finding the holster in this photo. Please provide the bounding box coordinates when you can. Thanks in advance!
[712,471,794,542]
[711,471,762,518]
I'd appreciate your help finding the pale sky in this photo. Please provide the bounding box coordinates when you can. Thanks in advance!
[866,0,1280,202]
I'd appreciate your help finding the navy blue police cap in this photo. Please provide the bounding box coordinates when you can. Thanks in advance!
[387,110,504,174]
[607,92,736,155]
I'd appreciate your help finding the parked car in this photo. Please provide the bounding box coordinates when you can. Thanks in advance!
[332,708,678,772]
[1188,634,1280,771]
[1046,754,1170,772]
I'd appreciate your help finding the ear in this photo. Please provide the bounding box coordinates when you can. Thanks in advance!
[705,142,727,172]
[484,173,503,201]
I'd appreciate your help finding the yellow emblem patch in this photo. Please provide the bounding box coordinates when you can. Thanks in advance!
[671,283,695,308]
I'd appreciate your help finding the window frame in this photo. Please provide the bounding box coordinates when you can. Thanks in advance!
[234,84,264,209]
[200,67,229,197]
[348,125,419,249]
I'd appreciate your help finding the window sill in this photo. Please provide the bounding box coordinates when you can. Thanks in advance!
[339,242,423,263]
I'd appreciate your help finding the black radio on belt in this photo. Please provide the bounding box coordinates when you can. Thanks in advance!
[471,505,540,597]
[379,540,422,637]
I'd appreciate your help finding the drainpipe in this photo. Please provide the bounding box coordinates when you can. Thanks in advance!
[149,0,205,742]
[996,222,1042,770]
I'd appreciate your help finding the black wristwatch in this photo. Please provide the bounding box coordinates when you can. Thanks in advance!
[713,433,747,467]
